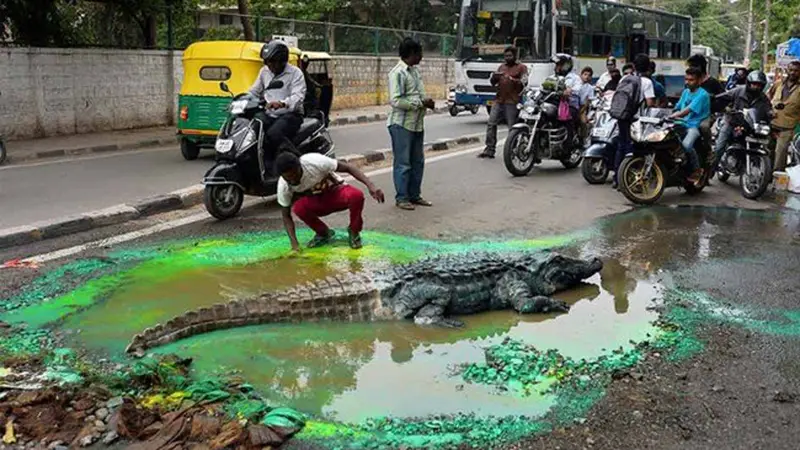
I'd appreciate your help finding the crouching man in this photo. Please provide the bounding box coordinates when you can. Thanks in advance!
[276,152,385,251]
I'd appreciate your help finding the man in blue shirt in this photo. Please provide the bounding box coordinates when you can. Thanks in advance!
[669,66,711,186]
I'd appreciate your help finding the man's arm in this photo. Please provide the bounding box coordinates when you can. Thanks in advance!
[282,67,308,112]
[248,68,265,98]
[281,207,301,251]
[642,79,656,107]
[389,70,422,111]
[335,161,385,202]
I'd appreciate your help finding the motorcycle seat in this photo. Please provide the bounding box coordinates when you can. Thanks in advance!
[292,118,323,145]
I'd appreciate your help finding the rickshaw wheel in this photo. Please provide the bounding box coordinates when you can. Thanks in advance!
[181,138,200,161]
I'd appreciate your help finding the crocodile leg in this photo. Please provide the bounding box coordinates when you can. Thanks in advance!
[390,282,463,327]
[494,271,570,314]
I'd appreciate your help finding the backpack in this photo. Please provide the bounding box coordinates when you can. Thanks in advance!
[609,74,642,121]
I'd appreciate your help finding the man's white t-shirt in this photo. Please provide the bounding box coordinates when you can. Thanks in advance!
[619,74,655,103]
[597,71,613,90]
[277,153,344,207]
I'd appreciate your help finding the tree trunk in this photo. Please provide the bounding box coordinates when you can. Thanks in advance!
[237,0,255,41]
[143,13,158,48]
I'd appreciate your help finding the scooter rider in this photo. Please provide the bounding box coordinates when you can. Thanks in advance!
[712,70,772,171]
[248,40,307,168]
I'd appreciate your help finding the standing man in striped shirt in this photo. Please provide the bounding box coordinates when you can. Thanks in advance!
[387,38,436,210]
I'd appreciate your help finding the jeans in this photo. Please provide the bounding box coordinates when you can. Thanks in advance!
[291,184,365,235]
[614,121,633,184]
[388,125,425,203]
[713,119,733,170]
[484,103,519,153]
[681,127,702,172]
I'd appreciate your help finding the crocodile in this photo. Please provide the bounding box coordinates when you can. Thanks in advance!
[125,251,603,354]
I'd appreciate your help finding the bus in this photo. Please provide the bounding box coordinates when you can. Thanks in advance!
[691,45,722,80]
[453,0,693,111]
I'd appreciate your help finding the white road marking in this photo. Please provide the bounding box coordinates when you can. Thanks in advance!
[20,141,497,264]
[0,146,177,171]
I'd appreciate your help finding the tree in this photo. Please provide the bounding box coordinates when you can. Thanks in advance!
[236,0,255,40]
[0,0,68,46]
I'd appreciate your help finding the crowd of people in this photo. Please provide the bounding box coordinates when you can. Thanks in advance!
[250,36,800,253]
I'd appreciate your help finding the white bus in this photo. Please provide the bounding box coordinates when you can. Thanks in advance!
[453,0,693,111]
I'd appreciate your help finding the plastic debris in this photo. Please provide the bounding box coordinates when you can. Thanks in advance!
[2,420,15,444]
[0,258,39,270]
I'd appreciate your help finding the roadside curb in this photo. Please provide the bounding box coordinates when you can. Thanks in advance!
[5,107,451,165]
[0,133,481,251]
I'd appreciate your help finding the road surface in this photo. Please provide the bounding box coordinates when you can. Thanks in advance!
[0,112,495,229]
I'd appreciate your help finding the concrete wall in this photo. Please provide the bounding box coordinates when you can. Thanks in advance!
[0,47,454,140]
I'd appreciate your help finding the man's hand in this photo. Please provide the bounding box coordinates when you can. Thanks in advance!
[268,101,285,110]
[423,98,436,110]
[369,186,386,203]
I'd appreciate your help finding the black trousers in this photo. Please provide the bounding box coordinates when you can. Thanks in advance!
[254,111,303,162]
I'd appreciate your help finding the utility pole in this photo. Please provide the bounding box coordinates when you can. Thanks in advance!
[762,0,771,70]
[744,0,753,66]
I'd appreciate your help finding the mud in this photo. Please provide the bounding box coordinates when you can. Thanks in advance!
[2,206,800,449]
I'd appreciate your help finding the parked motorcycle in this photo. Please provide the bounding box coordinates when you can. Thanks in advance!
[502,76,584,177]
[581,94,617,184]
[715,108,773,199]
[617,108,713,205]
[447,87,479,116]
[202,80,335,220]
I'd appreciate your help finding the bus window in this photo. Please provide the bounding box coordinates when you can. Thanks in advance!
[556,25,574,55]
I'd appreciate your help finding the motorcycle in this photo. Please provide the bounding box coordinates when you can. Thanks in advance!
[447,87,479,116]
[581,93,618,184]
[502,75,584,177]
[202,80,335,220]
[617,108,713,205]
[715,108,773,199]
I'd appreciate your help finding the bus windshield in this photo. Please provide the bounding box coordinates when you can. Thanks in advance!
[458,0,546,62]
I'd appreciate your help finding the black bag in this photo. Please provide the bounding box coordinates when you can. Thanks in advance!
[609,74,642,121]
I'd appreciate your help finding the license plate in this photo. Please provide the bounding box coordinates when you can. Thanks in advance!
[215,139,234,153]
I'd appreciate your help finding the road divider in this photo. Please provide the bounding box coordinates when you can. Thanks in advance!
[0,133,489,251]
[6,106,452,165]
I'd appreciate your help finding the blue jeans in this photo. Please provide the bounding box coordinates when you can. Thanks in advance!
[713,119,732,171]
[614,121,633,184]
[389,125,425,203]
[681,127,702,172]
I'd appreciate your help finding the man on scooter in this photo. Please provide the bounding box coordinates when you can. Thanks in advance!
[712,70,772,171]
[249,41,307,167]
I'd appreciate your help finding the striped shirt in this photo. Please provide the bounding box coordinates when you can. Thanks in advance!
[387,60,427,132]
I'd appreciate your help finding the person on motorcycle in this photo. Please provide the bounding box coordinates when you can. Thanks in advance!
[248,40,307,165]
[726,67,749,91]
[553,53,582,154]
[712,70,772,171]
[668,66,711,186]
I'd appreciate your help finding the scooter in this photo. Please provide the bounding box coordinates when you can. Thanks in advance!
[447,87,479,116]
[581,94,617,184]
[202,80,335,220]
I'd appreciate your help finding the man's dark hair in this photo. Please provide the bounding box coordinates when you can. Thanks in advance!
[633,53,650,74]
[275,152,301,174]
[686,54,708,74]
[655,74,666,86]
[622,63,634,73]
[399,37,423,59]
[650,61,657,72]
[788,60,800,69]
[685,66,703,78]
[581,66,593,76]
[504,46,517,56]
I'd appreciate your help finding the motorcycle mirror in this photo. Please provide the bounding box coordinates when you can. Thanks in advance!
[266,80,285,90]
[219,82,230,93]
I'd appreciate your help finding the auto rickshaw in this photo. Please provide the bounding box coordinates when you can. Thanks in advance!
[177,40,333,160]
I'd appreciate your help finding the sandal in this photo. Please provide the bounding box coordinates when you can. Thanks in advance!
[307,229,335,248]
[348,229,362,249]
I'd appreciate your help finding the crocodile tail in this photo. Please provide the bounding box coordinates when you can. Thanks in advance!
[125,272,379,354]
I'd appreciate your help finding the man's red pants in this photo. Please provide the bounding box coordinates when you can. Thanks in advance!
[291,184,365,235]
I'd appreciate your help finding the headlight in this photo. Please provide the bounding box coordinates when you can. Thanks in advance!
[525,106,535,114]
[645,130,669,142]
[455,84,468,94]
[755,124,771,136]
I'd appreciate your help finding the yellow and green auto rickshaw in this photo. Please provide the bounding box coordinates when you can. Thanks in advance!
[177,40,333,160]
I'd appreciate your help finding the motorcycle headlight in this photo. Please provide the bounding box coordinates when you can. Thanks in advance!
[525,106,535,114]
[645,130,669,142]
[455,84,468,94]
[755,124,771,136]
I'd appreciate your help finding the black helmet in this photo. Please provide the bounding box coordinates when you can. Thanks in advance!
[551,53,574,76]
[746,70,767,93]
[261,41,289,65]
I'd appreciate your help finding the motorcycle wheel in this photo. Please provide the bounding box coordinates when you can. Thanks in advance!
[181,138,200,161]
[581,157,609,184]
[739,154,772,200]
[470,106,479,114]
[618,155,666,205]
[0,140,6,165]
[503,127,536,177]
[449,106,459,117]
[204,185,244,220]
[560,146,583,169]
